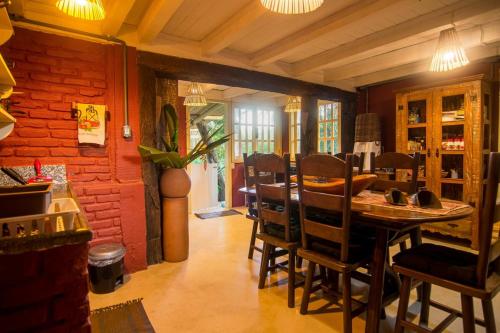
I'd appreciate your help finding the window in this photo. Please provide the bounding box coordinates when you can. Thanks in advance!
[289,111,301,157]
[233,105,278,161]
[317,100,341,154]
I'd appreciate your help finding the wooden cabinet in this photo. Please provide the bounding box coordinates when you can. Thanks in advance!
[396,75,496,248]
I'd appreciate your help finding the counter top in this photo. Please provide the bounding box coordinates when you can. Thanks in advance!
[0,182,92,255]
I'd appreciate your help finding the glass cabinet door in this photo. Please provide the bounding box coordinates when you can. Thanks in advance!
[400,92,433,190]
[433,89,469,201]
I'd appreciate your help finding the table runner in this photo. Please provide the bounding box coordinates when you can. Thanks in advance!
[353,191,470,216]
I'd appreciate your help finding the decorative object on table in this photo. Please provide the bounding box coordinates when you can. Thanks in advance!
[138,104,230,262]
[27,159,53,183]
[260,0,324,14]
[284,96,301,113]
[88,243,126,294]
[430,27,469,72]
[354,112,382,171]
[384,188,408,206]
[75,103,107,145]
[410,188,443,209]
[183,82,207,107]
[194,209,242,220]
[56,0,106,21]
[90,298,155,333]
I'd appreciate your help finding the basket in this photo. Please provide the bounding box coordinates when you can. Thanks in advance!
[355,113,381,142]
[0,198,80,238]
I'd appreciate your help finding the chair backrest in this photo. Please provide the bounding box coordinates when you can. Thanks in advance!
[296,153,353,262]
[255,153,293,242]
[243,152,258,188]
[369,152,420,194]
[476,152,500,288]
[334,152,366,175]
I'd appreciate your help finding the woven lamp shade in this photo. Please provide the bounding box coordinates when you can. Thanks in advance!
[260,0,324,14]
[429,27,469,72]
[355,113,381,142]
[183,82,207,107]
[56,0,106,20]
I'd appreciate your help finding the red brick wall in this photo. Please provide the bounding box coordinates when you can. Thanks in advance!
[0,243,91,332]
[0,28,147,272]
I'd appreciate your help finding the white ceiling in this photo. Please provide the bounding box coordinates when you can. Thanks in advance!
[8,0,500,91]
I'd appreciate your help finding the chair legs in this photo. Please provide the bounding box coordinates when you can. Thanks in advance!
[342,271,352,333]
[419,282,431,326]
[288,250,296,308]
[481,299,497,333]
[258,243,271,289]
[300,261,316,315]
[394,275,412,333]
[461,294,476,333]
[248,220,259,259]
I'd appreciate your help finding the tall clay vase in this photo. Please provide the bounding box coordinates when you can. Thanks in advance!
[160,168,191,262]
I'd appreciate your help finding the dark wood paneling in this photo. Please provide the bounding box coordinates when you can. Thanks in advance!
[139,65,163,265]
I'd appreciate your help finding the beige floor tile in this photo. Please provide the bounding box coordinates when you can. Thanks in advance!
[90,208,499,332]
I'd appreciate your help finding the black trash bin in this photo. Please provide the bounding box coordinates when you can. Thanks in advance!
[88,243,126,294]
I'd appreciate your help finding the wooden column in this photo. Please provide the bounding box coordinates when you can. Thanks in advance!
[300,95,318,155]
[139,65,163,265]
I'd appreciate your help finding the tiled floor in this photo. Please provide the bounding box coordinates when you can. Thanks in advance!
[89,208,499,332]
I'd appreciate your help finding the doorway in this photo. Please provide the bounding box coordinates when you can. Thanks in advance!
[187,101,231,213]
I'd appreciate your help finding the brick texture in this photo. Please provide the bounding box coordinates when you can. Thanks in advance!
[0,28,147,274]
[0,244,90,332]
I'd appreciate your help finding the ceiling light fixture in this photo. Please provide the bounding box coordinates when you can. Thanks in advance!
[285,96,301,113]
[56,0,106,21]
[429,27,469,72]
[184,82,208,107]
[260,0,324,14]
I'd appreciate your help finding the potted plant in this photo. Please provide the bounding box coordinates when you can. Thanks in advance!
[138,104,230,261]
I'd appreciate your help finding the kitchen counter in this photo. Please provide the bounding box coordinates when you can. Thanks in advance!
[0,182,92,255]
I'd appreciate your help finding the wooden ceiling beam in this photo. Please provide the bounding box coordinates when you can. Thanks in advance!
[250,0,399,66]
[101,0,136,36]
[201,0,267,56]
[293,0,500,75]
[323,20,500,82]
[223,87,258,99]
[137,0,185,43]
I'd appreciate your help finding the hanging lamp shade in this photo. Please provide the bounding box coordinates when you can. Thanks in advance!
[260,0,324,14]
[56,0,106,20]
[285,96,301,113]
[183,82,207,107]
[429,27,469,72]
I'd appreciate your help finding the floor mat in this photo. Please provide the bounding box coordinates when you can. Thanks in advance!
[195,209,242,219]
[90,298,155,333]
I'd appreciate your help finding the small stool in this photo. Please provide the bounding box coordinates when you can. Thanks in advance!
[88,243,126,294]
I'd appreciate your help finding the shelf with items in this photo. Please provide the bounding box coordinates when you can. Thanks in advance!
[441,94,465,122]
[407,99,427,125]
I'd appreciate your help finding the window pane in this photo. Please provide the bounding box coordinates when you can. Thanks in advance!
[270,142,274,153]
[247,110,252,123]
[263,142,268,152]
[326,140,332,153]
[235,141,240,157]
[257,110,262,125]
[247,125,252,140]
[270,111,274,125]
[247,142,252,154]
[234,109,240,123]
[319,123,324,138]
[263,127,268,140]
[241,142,246,154]
[326,104,332,120]
[326,122,332,138]
[241,125,246,140]
[319,106,324,120]
[334,140,339,155]
[332,103,339,119]
[257,142,262,152]
[319,140,324,152]
[270,126,274,140]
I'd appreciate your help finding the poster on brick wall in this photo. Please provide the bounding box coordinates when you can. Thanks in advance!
[77,103,106,145]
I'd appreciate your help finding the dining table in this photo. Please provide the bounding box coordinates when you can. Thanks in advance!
[239,186,473,333]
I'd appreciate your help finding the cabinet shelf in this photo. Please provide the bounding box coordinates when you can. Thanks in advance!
[442,120,465,126]
[441,178,464,184]
[407,123,427,128]
[441,150,464,155]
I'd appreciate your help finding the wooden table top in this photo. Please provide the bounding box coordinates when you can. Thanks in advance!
[238,186,473,231]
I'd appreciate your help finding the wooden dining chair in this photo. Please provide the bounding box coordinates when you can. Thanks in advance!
[369,151,420,195]
[334,152,366,175]
[243,152,273,259]
[393,152,500,333]
[296,153,371,333]
[255,153,301,308]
